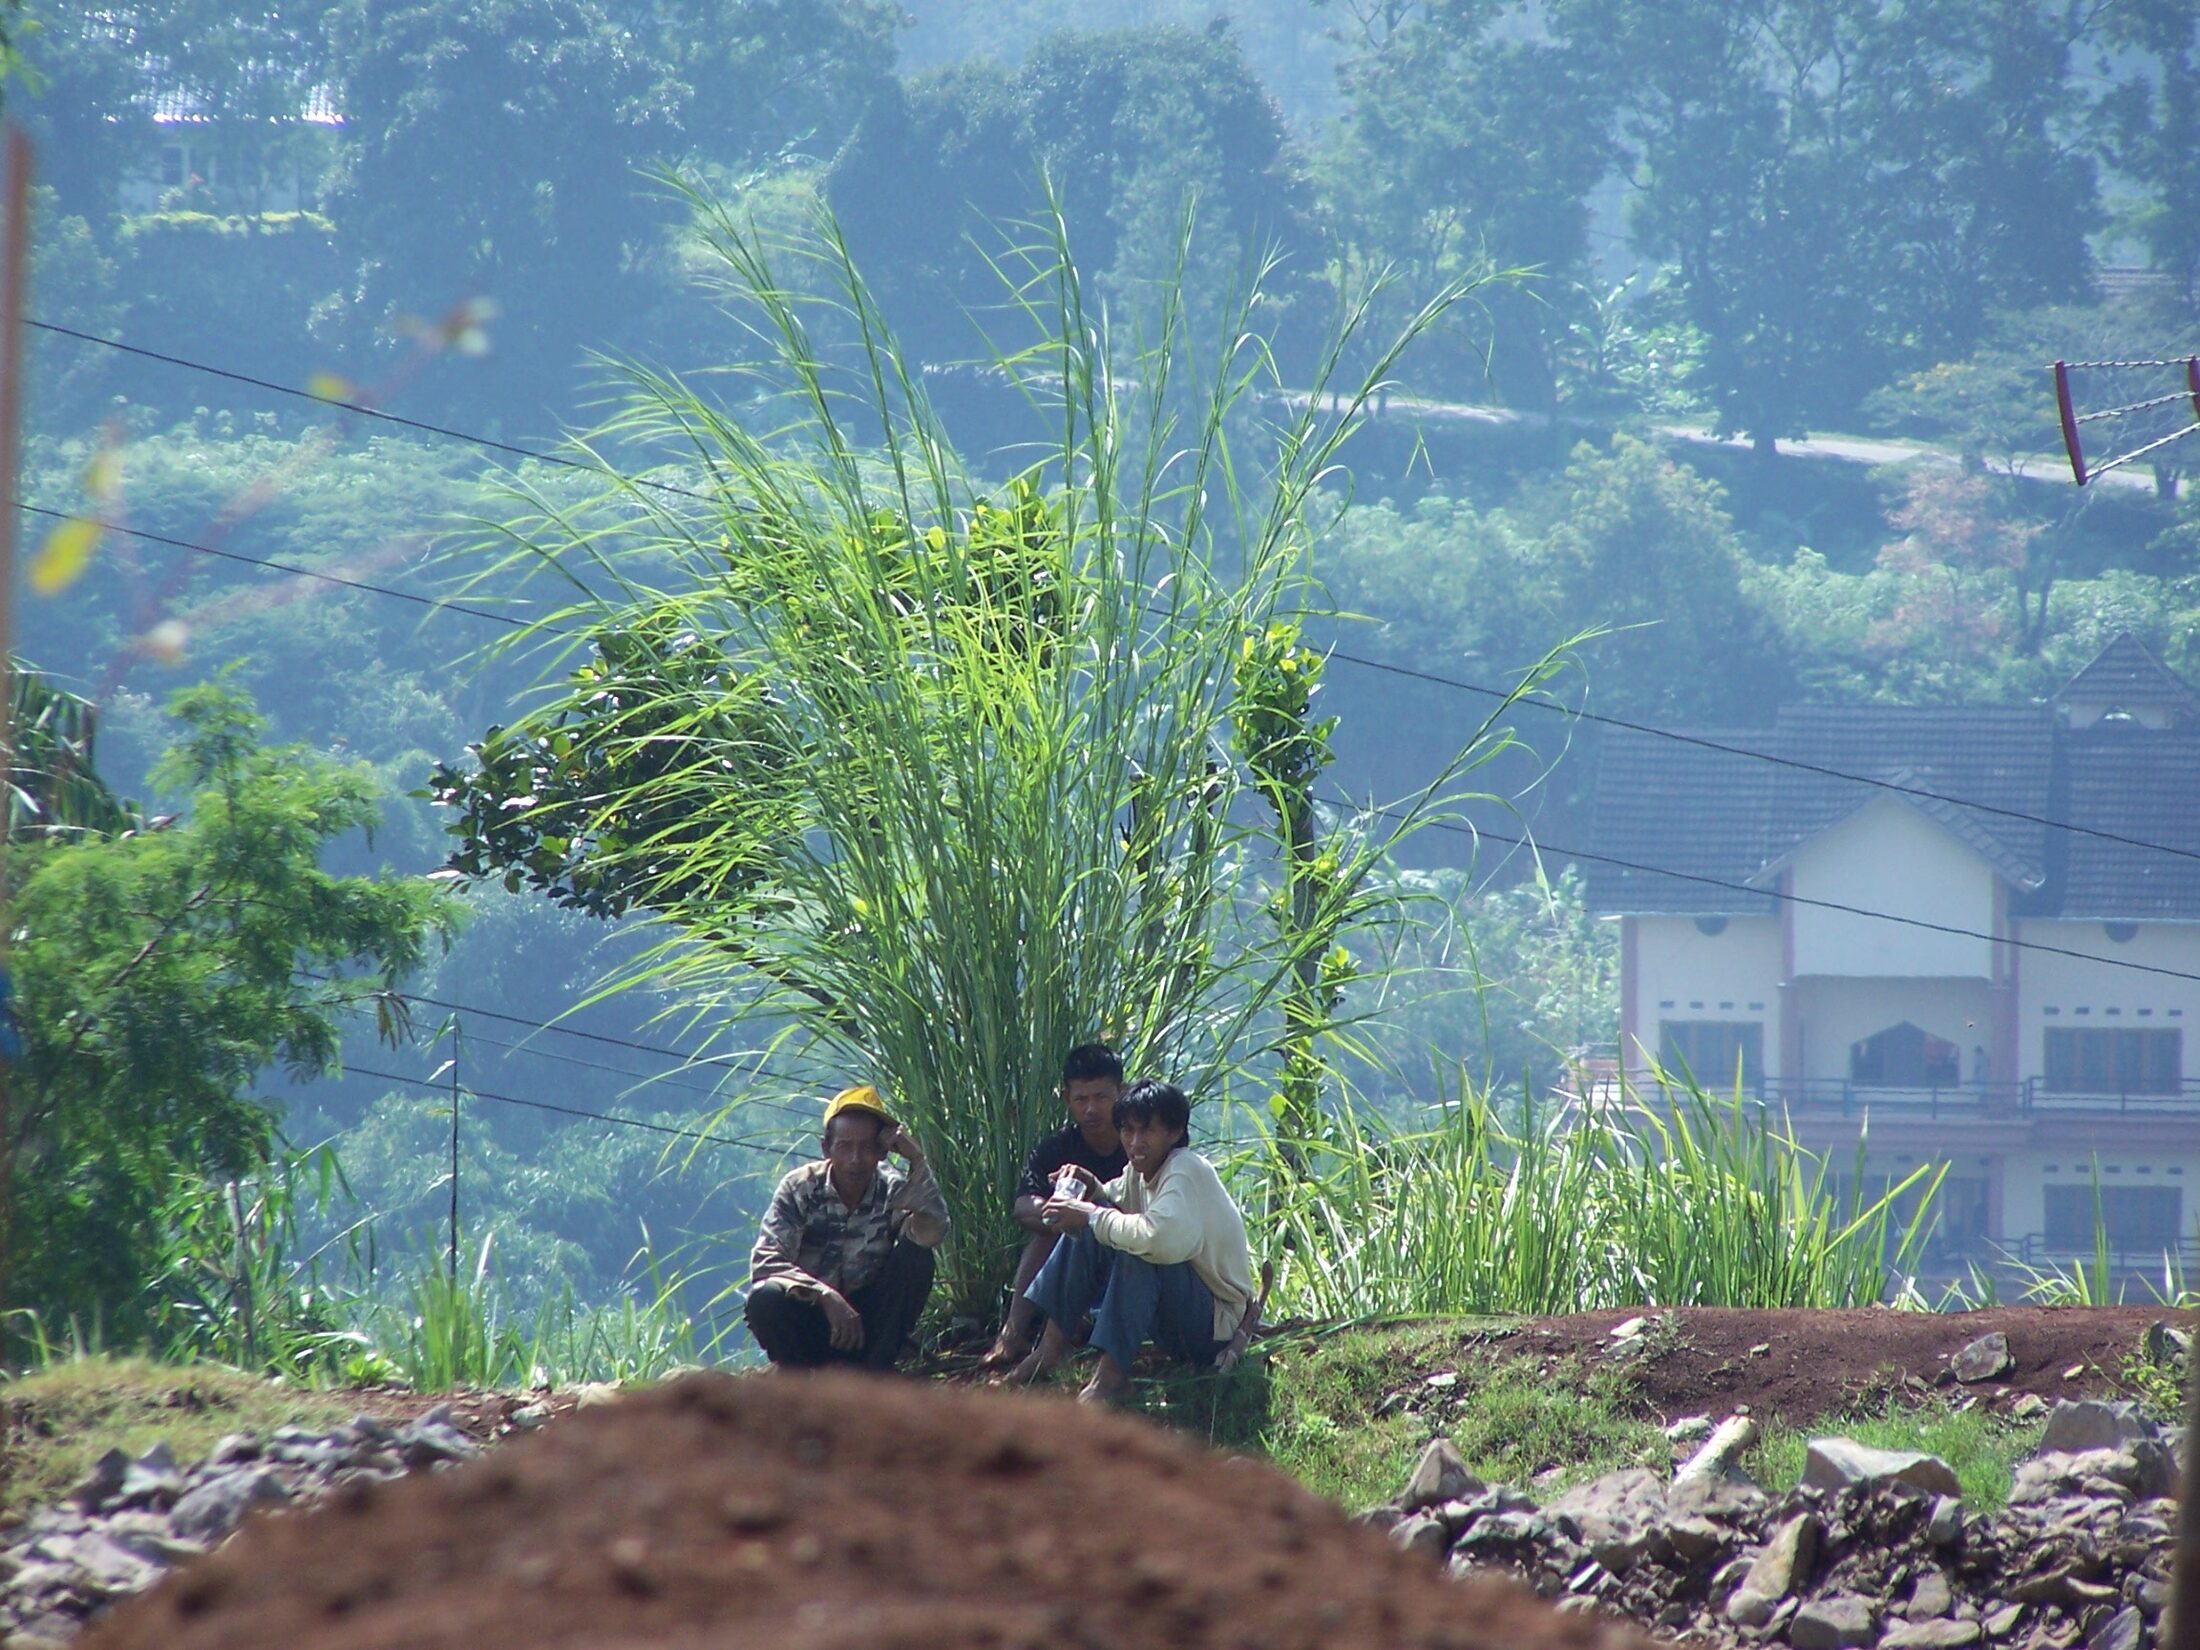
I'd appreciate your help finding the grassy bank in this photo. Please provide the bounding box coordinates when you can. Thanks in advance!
[1,1357,357,1512]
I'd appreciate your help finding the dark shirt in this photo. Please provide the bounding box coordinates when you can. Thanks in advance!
[1015,1122,1129,1204]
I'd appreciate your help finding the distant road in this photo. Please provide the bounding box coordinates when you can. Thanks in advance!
[1282,389,2166,496]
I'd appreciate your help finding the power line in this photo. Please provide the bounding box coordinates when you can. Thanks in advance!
[342,1059,796,1155]
[24,318,724,511]
[1356,795,2200,989]
[462,1028,819,1125]
[42,316,2200,873]
[19,503,552,633]
[1318,648,2200,871]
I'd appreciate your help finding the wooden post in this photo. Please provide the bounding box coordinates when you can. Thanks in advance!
[0,127,37,1327]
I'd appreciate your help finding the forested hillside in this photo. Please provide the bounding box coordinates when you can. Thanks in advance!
[13,0,2200,1348]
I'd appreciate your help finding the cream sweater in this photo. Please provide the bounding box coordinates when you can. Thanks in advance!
[1090,1147,1256,1343]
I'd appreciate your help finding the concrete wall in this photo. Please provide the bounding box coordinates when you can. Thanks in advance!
[2015,920,2200,1085]
[1625,914,1780,1078]
[1792,977,1995,1086]
[1789,798,1996,979]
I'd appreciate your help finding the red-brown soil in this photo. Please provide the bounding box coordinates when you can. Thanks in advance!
[80,1371,1655,1650]
[1460,1305,2187,1422]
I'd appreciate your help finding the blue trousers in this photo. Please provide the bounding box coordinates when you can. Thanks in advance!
[1025,1227,1222,1371]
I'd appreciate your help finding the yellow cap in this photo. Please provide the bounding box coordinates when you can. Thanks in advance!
[823,1085,894,1129]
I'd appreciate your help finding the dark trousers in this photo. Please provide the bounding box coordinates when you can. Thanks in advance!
[1025,1227,1221,1371]
[745,1239,937,1370]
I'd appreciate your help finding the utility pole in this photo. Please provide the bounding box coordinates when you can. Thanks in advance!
[447,1017,462,1286]
[0,128,37,1329]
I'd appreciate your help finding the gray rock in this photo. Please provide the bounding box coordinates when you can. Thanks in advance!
[1663,1515,1729,1563]
[2011,1444,2176,1508]
[1389,1512,1450,1559]
[206,1433,260,1467]
[117,1441,184,1510]
[1884,1623,1983,1649]
[170,1465,292,1546]
[1954,1333,2014,1384]
[1804,1438,1962,1500]
[1670,1469,1769,1522]
[1929,1497,1966,1547]
[2039,1402,2158,1458]
[61,1530,162,1596]
[63,1450,129,1514]
[1792,1595,1879,1649]
[397,1419,479,1469]
[1984,1604,2025,1639]
[1908,1572,1957,1620]
[2088,1606,2143,1650]
[1544,1468,1667,1573]
[1724,1512,1820,1624]
[1399,1438,1483,1513]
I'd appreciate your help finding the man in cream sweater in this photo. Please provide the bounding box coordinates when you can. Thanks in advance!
[999,1077,1255,1403]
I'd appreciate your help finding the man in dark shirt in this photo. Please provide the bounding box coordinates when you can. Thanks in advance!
[977,1043,1126,1372]
[746,1085,950,1369]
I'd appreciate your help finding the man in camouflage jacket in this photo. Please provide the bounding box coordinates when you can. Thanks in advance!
[745,1085,950,1369]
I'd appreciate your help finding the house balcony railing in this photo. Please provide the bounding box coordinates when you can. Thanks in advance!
[1656,1077,2200,1119]
[2006,1231,2200,1276]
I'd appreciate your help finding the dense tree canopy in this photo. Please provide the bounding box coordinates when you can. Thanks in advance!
[9,683,453,1345]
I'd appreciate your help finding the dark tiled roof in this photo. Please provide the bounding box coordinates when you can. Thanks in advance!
[1589,707,2055,915]
[2055,632,2200,717]
[2046,730,2200,920]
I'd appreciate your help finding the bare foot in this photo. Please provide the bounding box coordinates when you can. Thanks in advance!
[974,1331,1030,1374]
[1075,1357,1133,1406]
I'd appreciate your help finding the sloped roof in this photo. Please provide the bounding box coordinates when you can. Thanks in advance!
[1589,707,2055,916]
[2046,730,2200,919]
[1591,634,2200,922]
[2055,632,2200,718]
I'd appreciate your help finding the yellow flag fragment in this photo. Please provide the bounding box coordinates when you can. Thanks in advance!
[29,516,102,594]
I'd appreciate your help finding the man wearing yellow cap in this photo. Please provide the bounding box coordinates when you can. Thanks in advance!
[745,1086,951,1369]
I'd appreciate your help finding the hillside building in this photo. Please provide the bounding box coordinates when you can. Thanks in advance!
[1586,634,2200,1282]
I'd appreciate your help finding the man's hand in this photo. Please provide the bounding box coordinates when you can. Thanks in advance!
[1042,1196,1093,1234]
[881,1122,925,1168]
[820,1289,864,1352]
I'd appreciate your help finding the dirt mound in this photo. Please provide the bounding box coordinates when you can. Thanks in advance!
[1481,1306,2174,1422]
[78,1371,1656,1650]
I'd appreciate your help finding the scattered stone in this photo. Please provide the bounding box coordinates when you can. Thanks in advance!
[1546,1469,1668,1573]
[1952,1334,2013,1385]
[1399,1438,1482,1513]
[2037,1402,2157,1458]
[1423,1371,1459,1392]
[1390,1513,1450,1559]
[63,1453,129,1515]
[1927,1497,1965,1548]
[2010,1396,2049,1423]
[1802,1439,1962,1500]
[169,1467,291,1547]
[1884,1621,1983,1649]
[1667,1416,1714,1445]
[2088,1606,2143,1650]
[1791,1594,1878,1649]
[1907,1571,1956,1620]
[1984,1604,2025,1638]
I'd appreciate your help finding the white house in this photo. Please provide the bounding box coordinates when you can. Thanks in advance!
[1588,634,2200,1280]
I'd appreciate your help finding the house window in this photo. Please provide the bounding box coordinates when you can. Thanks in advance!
[1850,1022,1960,1087]
[2044,1184,2181,1251]
[1659,1020,1761,1086]
[2042,1028,2182,1095]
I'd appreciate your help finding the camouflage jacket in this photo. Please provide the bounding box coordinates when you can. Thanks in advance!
[749,1158,950,1300]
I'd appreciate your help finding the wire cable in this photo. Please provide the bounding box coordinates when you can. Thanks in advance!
[25,317,724,511]
[40,319,2200,871]
[1348,794,2200,989]
[342,1060,796,1155]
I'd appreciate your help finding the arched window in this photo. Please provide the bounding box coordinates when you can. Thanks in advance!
[1849,1022,1960,1087]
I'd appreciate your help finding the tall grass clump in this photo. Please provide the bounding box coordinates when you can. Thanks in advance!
[1261,1071,1942,1317]
[431,190,1560,1313]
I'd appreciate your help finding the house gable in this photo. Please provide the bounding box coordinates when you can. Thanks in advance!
[1788,794,2000,979]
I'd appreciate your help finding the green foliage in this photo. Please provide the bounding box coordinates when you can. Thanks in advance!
[431,192,1543,1313]
[829,24,1319,363]
[9,680,455,1350]
[1257,1078,1939,1320]
[1551,0,2097,444]
[8,669,142,841]
[354,1233,701,1389]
